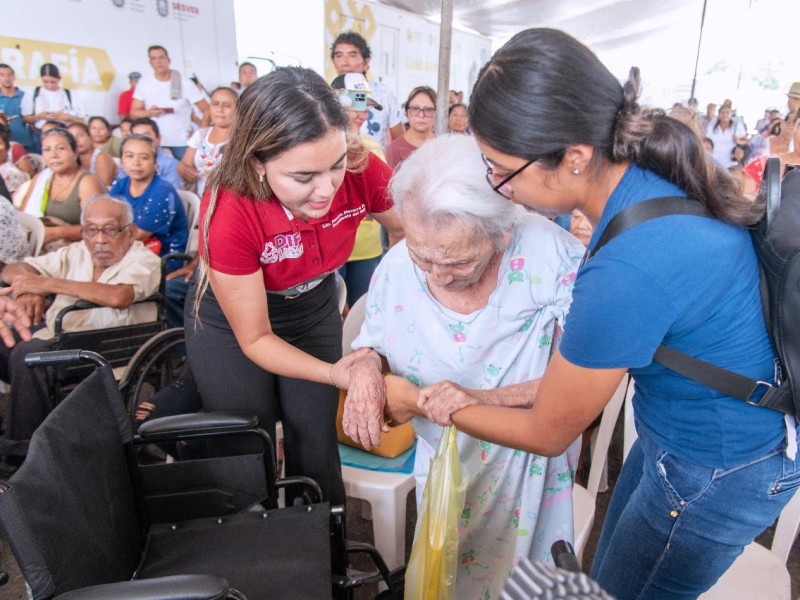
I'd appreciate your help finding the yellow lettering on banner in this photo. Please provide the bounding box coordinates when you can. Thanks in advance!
[346,0,376,40]
[405,59,437,73]
[324,0,378,82]
[0,37,115,91]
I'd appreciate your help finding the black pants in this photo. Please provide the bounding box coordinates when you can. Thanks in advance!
[184,275,345,507]
[0,337,56,457]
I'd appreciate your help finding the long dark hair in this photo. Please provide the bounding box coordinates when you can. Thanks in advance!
[194,66,367,318]
[469,28,762,226]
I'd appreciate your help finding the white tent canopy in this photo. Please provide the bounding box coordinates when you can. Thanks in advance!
[377,0,700,51]
[374,0,799,122]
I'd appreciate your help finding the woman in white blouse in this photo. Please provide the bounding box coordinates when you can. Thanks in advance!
[178,87,236,195]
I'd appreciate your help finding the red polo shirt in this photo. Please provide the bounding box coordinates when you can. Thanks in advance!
[200,153,393,292]
[118,89,134,117]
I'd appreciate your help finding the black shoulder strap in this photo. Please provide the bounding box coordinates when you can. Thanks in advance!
[582,195,790,412]
[32,87,71,106]
[653,345,783,407]
[583,196,711,263]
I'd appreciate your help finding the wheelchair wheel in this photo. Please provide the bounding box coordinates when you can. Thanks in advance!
[119,327,187,423]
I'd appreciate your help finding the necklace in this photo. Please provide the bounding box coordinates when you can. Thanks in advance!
[49,170,80,200]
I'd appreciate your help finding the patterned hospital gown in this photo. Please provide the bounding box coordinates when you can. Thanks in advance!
[353,213,585,599]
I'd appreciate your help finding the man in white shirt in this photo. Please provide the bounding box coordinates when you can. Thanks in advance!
[130,45,209,161]
[238,62,258,93]
[331,32,404,152]
[0,195,160,470]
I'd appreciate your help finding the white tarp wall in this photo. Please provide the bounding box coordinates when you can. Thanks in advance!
[1,0,237,124]
[234,0,326,75]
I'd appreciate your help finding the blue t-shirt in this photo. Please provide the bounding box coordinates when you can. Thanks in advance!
[559,164,783,468]
[110,174,188,257]
[116,148,183,191]
[0,89,35,149]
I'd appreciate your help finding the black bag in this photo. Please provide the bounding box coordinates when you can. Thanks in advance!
[583,157,800,420]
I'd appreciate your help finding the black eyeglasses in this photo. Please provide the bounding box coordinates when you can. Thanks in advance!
[481,154,535,199]
[81,224,130,239]
[407,105,435,117]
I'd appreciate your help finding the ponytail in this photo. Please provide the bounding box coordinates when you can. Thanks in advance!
[611,68,763,226]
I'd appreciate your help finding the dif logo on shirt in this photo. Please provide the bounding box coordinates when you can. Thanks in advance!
[260,233,303,264]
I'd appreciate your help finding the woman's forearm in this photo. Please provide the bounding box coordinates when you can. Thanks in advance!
[471,379,540,408]
[240,332,335,385]
[43,224,82,244]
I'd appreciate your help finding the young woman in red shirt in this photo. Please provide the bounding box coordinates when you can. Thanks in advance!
[187,67,403,506]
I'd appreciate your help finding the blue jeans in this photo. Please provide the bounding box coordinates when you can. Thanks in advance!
[163,145,188,161]
[590,427,800,600]
[338,255,381,308]
[165,274,191,330]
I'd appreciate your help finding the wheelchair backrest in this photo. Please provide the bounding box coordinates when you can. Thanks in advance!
[0,365,144,599]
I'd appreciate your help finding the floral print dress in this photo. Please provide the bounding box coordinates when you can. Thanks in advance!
[187,127,227,195]
[353,213,585,599]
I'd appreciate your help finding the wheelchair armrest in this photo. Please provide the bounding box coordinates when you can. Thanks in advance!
[137,412,259,442]
[54,293,164,335]
[53,574,231,600]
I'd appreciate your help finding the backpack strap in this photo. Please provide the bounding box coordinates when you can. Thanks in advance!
[653,345,785,408]
[582,196,710,263]
[33,87,72,110]
[582,195,791,414]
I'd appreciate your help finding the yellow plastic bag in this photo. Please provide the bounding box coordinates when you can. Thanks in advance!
[404,425,468,600]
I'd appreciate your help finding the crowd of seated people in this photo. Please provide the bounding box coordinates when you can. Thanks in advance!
[0,196,160,476]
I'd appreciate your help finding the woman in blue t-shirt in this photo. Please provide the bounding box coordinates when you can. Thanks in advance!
[344,29,800,600]
[110,133,188,262]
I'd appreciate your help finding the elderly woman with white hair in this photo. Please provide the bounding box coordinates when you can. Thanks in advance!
[341,135,585,599]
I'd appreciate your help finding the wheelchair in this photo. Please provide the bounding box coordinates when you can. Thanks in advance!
[118,326,188,424]
[42,252,195,404]
[0,350,403,600]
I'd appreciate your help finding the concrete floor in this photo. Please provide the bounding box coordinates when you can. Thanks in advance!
[1,411,799,598]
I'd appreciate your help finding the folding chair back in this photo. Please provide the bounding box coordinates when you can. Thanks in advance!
[0,360,143,599]
[16,212,45,257]
[177,189,200,254]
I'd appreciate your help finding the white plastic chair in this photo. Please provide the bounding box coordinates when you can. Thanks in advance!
[334,272,347,317]
[339,293,416,570]
[622,377,637,462]
[177,189,200,253]
[16,211,45,257]
[699,487,800,600]
[12,178,31,209]
[573,375,629,563]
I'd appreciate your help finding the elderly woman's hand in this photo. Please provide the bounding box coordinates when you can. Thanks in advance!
[339,349,388,450]
[417,380,481,426]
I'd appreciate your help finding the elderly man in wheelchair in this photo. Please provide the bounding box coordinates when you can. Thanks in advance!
[0,194,160,474]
